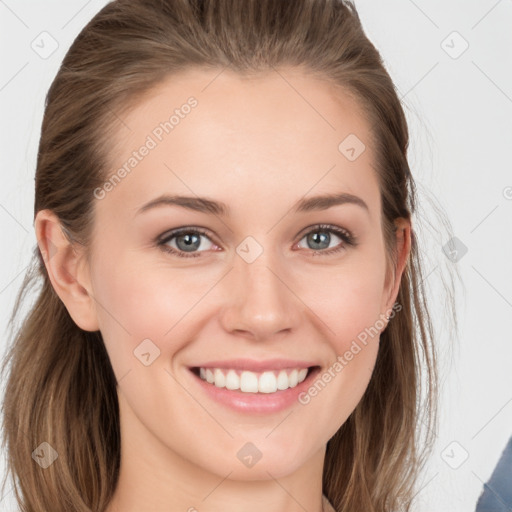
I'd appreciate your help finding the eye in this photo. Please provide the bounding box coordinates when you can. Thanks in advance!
[157,227,217,258]
[295,224,357,256]
[156,223,357,259]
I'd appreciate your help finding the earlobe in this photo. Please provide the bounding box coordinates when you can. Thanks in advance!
[34,209,99,332]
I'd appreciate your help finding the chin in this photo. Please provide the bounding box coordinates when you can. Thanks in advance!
[199,441,313,481]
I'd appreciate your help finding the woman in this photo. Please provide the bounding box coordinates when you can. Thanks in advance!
[1,1,456,510]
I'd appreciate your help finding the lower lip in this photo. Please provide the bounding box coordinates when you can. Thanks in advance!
[188,367,321,414]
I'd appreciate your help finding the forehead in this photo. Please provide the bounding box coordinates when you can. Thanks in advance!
[99,67,380,222]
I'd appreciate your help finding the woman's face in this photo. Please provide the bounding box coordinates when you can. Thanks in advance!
[75,68,407,481]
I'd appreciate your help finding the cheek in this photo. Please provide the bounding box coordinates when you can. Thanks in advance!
[295,270,385,440]
[304,260,386,350]
[89,254,204,375]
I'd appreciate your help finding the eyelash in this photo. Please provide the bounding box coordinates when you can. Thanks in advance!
[156,224,357,259]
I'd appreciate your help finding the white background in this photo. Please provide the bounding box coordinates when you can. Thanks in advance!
[1,1,511,511]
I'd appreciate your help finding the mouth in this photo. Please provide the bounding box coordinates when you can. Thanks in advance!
[189,365,319,394]
[186,362,322,414]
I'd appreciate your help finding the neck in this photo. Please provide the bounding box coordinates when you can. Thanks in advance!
[107,453,326,512]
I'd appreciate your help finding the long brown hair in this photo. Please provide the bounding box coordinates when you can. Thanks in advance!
[1,1,458,510]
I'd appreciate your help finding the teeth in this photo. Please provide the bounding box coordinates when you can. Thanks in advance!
[240,371,259,392]
[214,368,226,388]
[225,370,240,390]
[258,371,277,393]
[277,370,289,390]
[196,367,310,393]
[289,369,298,388]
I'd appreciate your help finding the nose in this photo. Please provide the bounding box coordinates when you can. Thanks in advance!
[218,248,302,341]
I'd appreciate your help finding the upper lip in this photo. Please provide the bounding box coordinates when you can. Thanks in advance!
[190,358,318,372]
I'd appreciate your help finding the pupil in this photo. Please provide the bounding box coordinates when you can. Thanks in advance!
[177,233,200,252]
[309,231,329,250]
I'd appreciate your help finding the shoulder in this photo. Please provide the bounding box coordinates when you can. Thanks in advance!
[475,435,512,511]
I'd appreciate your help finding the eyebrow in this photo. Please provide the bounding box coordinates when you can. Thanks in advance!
[136,192,369,217]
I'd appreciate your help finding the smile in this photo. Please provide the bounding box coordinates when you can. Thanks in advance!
[197,367,309,393]
[188,362,322,414]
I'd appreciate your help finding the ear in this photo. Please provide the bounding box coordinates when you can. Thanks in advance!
[34,209,99,332]
[381,217,411,318]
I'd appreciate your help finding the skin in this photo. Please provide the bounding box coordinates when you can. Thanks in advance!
[35,67,411,512]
